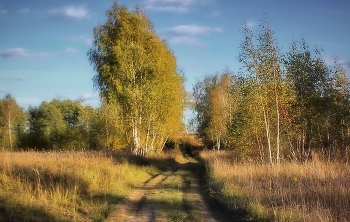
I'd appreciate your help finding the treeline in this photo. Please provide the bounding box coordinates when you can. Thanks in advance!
[193,20,350,164]
[0,96,129,151]
[0,94,184,153]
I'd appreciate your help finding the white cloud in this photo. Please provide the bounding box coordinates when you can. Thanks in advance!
[16,97,43,107]
[49,6,89,20]
[0,48,27,58]
[334,59,350,69]
[0,10,6,15]
[209,10,220,17]
[69,35,93,45]
[143,0,213,13]
[320,56,350,72]
[167,36,206,46]
[167,24,222,35]
[58,92,99,103]
[164,24,222,46]
[333,59,350,71]
[0,48,51,58]
[246,21,256,29]
[0,75,26,81]
[17,8,30,14]
[80,92,99,100]
[61,47,77,55]
[323,56,335,66]
[345,61,350,68]
[0,47,79,58]
[147,5,188,13]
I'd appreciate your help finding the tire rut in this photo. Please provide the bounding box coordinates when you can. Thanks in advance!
[183,174,218,222]
[105,159,218,222]
[105,171,173,222]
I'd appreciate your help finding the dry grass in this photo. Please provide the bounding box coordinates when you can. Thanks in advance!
[0,151,156,221]
[201,150,350,222]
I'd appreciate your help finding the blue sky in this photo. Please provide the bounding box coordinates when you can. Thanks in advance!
[0,0,349,108]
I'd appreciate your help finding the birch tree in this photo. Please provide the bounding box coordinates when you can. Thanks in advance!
[88,3,184,155]
[0,94,22,150]
[239,19,285,165]
[193,71,236,150]
[285,40,330,160]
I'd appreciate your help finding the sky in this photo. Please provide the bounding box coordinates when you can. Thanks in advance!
[0,0,350,109]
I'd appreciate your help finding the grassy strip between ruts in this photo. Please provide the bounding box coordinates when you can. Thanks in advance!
[146,169,191,221]
[0,150,169,222]
[144,159,209,222]
[201,150,350,222]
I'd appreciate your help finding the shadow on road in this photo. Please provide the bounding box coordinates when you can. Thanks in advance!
[108,141,251,221]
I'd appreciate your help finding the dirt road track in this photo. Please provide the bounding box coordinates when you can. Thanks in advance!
[106,172,169,221]
[105,160,217,222]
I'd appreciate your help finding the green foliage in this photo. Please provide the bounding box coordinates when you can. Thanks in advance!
[193,70,238,150]
[192,18,350,163]
[0,94,182,152]
[284,39,350,160]
[88,3,185,155]
[0,94,23,150]
[24,100,78,150]
[92,101,125,150]
[238,19,286,164]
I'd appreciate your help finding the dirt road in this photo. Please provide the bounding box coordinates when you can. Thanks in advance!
[105,157,222,222]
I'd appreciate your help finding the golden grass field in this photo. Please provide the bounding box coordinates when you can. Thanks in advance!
[201,150,350,221]
[2,148,349,221]
[0,151,158,221]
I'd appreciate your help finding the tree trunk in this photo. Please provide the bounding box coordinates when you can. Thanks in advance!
[160,136,168,151]
[8,126,13,151]
[7,114,13,150]
[132,124,141,155]
[263,105,273,166]
[275,85,281,164]
[256,133,264,163]
[216,135,221,151]
[145,124,150,154]
[105,115,109,150]
[149,131,156,154]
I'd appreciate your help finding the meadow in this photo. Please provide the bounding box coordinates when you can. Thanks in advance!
[201,150,350,222]
[2,148,349,221]
[0,151,161,221]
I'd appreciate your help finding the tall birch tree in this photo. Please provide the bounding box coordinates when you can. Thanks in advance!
[285,40,330,160]
[239,19,285,165]
[0,94,22,150]
[88,3,184,155]
[193,71,236,150]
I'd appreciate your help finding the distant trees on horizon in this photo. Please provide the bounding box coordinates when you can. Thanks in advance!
[0,97,123,151]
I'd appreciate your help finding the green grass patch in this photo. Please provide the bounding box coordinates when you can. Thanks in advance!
[148,171,187,222]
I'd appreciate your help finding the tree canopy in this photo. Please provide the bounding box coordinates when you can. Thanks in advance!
[192,19,350,163]
[88,3,185,155]
[3,13,349,164]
